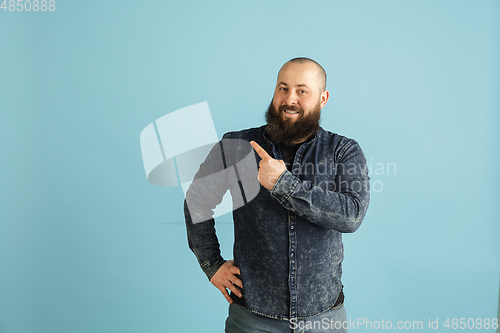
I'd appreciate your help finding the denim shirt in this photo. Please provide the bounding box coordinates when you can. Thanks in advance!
[184,125,370,320]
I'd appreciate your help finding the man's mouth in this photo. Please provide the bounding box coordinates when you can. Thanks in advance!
[283,109,299,114]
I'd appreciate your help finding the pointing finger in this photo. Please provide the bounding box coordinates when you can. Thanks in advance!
[250,141,272,161]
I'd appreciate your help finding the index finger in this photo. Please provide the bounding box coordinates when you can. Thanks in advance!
[250,141,271,160]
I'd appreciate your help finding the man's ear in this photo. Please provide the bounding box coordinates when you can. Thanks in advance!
[320,90,330,108]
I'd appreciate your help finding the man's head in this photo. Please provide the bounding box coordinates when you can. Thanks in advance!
[265,57,330,146]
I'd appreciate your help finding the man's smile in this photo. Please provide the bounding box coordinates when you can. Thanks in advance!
[279,106,302,118]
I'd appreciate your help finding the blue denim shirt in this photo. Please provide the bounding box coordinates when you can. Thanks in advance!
[184,125,370,320]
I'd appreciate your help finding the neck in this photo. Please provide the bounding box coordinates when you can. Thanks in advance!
[288,130,317,145]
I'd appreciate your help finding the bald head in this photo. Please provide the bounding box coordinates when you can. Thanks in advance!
[278,57,327,92]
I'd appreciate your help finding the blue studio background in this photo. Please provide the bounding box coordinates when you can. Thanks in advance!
[1,1,499,332]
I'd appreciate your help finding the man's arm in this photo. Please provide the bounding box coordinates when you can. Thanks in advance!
[184,136,243,303]
[251,140,370,232]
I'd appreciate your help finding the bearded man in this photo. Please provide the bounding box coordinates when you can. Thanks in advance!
[185,57,370,332]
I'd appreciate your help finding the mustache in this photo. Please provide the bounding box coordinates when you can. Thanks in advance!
[278,105,302,114]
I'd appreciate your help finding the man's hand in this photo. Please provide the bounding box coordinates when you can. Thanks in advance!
[250,141,287,190]
[210,260,243,304]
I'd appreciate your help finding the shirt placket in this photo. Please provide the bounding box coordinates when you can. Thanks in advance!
[288,211,297,319]
[270,141,299,318]
[288,143,308,319]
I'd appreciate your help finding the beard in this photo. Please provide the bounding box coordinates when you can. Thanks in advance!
[265,100,321,146]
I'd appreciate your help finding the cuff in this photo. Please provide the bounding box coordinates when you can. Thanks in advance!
[270,170,300,204]
[202,256,227,281]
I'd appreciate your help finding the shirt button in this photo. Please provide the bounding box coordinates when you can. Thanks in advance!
[290,252,294,257]
[290,225,294,230]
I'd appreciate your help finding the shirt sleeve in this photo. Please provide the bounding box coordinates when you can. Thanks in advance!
[270,139,370,233]
[184,137,230,280]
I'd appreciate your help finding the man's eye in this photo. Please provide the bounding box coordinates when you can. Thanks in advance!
[280,87,287,91]
[299,90,306,94]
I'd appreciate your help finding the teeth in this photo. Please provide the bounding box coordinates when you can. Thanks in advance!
[284,109,298,114]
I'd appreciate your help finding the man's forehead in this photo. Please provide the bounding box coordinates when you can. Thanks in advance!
[277,63,321,87]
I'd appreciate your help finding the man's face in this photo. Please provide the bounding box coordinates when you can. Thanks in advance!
[272,61,326,122]
[265,62,329,145]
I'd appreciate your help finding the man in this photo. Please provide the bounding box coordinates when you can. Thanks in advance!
[185,57,370,332]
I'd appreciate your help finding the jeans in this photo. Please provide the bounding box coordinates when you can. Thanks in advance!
[225,303,348,333]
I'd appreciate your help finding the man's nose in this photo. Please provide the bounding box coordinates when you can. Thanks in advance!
[284,91,298,105]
